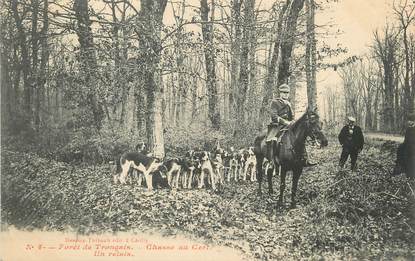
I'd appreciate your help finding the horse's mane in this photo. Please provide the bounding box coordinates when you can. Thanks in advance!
[289,110,309,131]
[257,108,310,136]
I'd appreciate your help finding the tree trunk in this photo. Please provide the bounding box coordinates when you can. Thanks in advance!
[12,0,31,127]
[74,0,104,130]
[248,0,257,123]
[200,0,220,129]
[230,0,242,121]
[261,0,290,115]
[374,28,399,133]
[140,0,167,158]
[238,0,255,123]
[36,0,48,129]
[31,0,41,129]
[134,83,146,133]
[276,0,305,87]
[383,61,395,132]
[1,40,11,130]
[305,0,317,110]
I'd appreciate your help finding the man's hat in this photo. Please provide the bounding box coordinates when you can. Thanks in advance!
[347,116,356,122]
[279,84,290,93]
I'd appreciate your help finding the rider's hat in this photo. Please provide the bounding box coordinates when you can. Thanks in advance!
[278,84,290,93]
[347,116,356,122]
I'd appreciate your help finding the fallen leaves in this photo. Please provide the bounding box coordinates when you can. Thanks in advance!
[1,139,415,260]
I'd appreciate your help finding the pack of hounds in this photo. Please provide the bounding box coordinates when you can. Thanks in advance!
[112,142,270,191]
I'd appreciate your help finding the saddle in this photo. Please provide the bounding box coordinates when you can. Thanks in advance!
[267,123,288,144]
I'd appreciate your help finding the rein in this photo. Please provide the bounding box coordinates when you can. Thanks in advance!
[281,112,314,158]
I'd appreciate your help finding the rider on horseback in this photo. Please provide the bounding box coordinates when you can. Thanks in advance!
[266,83,316,167]
[266,83,293,141]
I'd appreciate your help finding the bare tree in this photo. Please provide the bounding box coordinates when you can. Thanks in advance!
[260,0,305,120]
[305,0,317,110]
[229,0,243,120]
[238,0,256,122]
[276,0,305,87]
[11,0,31,127]
[200,0,220,129]
[74,0,104,130]
[373,26,400,133]
[393,0,415,120]
[138,0,168,158]
[261,0,290,114]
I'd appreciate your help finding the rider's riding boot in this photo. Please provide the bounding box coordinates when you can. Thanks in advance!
[266,141,272,159]
[266,125,274,159]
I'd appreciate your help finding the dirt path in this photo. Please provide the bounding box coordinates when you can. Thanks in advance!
[365,132,404,143]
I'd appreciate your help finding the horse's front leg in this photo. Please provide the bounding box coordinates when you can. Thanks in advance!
[290,168,302,209]
[278,167,286,206]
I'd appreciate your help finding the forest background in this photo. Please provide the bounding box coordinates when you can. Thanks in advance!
[1,0,414,161]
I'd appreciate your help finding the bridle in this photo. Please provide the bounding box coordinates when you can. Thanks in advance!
[305,111,322,144]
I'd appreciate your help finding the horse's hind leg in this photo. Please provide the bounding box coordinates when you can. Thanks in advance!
[290,168,301,209]
[278,167,286,206]
[256,155,264,195]
[267,163,275,194]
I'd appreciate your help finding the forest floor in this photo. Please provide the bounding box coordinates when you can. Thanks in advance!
[1,137,415,260]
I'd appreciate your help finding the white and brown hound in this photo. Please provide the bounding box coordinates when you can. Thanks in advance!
[211,148,225,185]
[225,147,239,182]
[180,150,198,189]
[242,147,257,181]
[114,152,162,190]
[195,151,218,190]
[161,158,182,189]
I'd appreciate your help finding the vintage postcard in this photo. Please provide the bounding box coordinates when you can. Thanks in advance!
[1,0,414,260]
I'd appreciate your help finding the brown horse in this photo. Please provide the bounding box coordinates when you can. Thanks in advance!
[254,107,328,208]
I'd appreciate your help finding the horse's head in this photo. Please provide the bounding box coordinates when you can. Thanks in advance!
[305,107,328,147]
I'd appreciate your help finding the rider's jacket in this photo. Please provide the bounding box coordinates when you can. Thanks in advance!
[270,98,293,125]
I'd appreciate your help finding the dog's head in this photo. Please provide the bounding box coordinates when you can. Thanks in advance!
[148,158,164,175]
[185,150,195,158]
[198,151,210,162]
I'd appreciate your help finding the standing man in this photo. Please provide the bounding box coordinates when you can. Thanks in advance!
[392,112,415,178]
[338,116,364,171]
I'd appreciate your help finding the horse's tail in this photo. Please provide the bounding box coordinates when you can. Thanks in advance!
[253,133,265,156]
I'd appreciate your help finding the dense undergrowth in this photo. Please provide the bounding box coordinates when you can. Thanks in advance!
[1,137,414,260]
